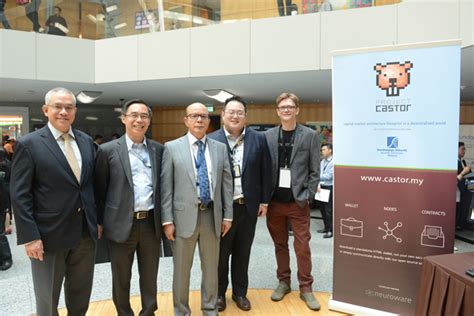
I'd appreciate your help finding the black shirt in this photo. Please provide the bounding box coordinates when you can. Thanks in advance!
[273,129,295,202]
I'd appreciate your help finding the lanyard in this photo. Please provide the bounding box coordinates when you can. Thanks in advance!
[278,127,296,168]
[322,157,332,173]
[131,147,151,168]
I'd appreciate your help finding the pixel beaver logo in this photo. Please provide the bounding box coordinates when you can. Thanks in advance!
[374,61,413,97]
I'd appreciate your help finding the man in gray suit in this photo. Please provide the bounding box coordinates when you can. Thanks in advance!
[95,99,164,316]
[265,92,321,311]
[161,102,233,316]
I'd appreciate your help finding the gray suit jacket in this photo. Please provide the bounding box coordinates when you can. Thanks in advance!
[160,135,233,238]
[265,124,320,208]
[95,135,164,243]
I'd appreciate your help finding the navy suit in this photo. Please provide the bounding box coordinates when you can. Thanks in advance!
[10,125,97,316]
[208,127,272,297]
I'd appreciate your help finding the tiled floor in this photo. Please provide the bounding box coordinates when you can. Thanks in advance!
[1,210,473,315]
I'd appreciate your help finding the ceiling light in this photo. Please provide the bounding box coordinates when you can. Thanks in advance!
[114,107,122,113]
[114,22,127,30]
[76,91,102,104]
[85,116,99,121]
[203,89,234,103]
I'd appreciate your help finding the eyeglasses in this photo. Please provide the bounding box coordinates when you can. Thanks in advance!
[124,113,150,120]
[49,105,76,113]
[186,113,210,121]
[224,110,246,118]
[277,105,297,111]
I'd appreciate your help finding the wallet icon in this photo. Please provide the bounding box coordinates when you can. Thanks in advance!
[340,217,364,238]
[420,225,445,248]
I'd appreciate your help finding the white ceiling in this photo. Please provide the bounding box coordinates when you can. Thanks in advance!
[0,46,472,108]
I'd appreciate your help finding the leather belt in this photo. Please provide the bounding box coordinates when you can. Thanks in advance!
[133,209,153,220]
[234,197,245,205]
[198,201,213,211]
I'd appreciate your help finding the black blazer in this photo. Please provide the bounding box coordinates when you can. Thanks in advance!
[94,135,163,243]
[10,126,97,252]
[208,127,272,215]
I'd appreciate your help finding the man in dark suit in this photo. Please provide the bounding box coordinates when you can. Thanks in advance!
[208,96,272,312]
[161,102,233,316]
[95,99,163,316]
[10,87,98,316]
[457,141,472,230]
[264,92,321,311]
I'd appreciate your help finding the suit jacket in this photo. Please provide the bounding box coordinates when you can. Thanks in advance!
[10,126,97,252]
[95,135,164,243]
[458,158,469,193]
[160,135,233,238]
[265,124,320,208]
[208,127,272,215]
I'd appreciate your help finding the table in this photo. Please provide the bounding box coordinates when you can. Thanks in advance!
[415,252,474,316]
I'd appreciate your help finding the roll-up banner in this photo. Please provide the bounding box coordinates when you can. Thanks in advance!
[329,40,461,315]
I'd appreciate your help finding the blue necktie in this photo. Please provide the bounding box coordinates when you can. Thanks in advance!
[196,140,211,206]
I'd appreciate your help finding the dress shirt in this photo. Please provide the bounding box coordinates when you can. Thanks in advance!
[224,127,245,199]
[47,122,82,170]
[187,132,214,201]
[320,155,333,186]
[125,135,154,212]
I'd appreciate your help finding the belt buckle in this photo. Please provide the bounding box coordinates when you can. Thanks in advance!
[136,212,147,220]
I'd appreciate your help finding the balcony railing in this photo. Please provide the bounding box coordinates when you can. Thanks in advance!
[0,0,401,40]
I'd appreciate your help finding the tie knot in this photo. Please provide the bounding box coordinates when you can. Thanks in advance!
[62,133,71,141]
[196,140,204,149]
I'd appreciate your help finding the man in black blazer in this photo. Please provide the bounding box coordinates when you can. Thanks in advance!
[10,87,98,316]
[95,99,163,316]
[457,141,472,230]
[208,96,272,312]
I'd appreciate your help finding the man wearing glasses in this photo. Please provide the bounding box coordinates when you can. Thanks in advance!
[265,92,321,311]
[10,87,98,315]
[208,96,272,312]
[95,99,164,315]
[161,103,233,316]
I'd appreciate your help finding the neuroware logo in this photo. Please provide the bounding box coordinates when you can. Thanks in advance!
[387,137,398,149]
[377,136,407,158]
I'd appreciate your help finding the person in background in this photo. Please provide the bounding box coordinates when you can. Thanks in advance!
[0,148,12,271]
[25,0,44,32]
[277,0,292,16]
[457,141,472,230]
[3,137,15,160]
[317,143,333,238]
[93,134,104,151]
[45,6,68,36]
[0,0,11,29]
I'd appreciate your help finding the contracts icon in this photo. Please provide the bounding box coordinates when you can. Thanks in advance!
[378,221,402,243]
[421,225,445,248]
[340,217,363,238]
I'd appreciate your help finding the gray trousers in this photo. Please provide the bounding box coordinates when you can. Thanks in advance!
[172,207,219,316]
[108,215,160,316]
[31,231,96,316]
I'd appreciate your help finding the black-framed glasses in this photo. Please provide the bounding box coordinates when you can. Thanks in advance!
[124,113,150,120]
[186,113,210,121]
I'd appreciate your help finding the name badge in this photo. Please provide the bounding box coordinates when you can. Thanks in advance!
[233,165,241,178]
[279,168,291,188]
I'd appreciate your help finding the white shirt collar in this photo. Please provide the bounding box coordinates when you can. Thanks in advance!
[223,127,246,141]
[48,122,74,140]
[125,134,147,151]
[187,132,207,146]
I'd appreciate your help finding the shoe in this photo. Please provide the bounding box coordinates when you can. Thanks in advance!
[38,27,45,33]
[216,296,226,312]
[232,295,251,311]
[300,292,321,311]
[0,260,12,271]
[271,281,291,301]
[323,231,333,239]
[317,228,327,233]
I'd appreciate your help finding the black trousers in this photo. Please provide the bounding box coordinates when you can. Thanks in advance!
[456,188,472,229]
[108,215,160,316]
[26,11,40,31]
[218,203,258,297]
[320,185,333,232]
[0,209,12,264]
[277,0,292,16]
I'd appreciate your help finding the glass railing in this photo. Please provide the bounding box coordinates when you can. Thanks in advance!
[0,0,401,40]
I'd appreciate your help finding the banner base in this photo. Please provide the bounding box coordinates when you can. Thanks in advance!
[329,298,398,316]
